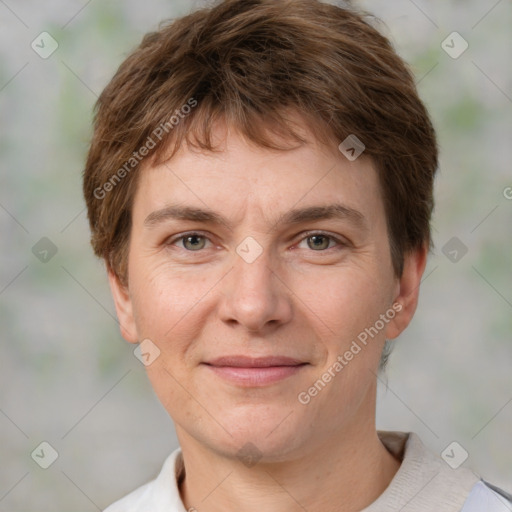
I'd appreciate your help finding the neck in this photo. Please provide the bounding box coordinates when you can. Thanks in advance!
[177,386,400,512]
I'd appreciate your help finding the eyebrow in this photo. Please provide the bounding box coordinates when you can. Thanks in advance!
[143,203,368,232]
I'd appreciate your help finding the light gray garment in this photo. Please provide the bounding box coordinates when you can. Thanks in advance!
[103,431,511,511]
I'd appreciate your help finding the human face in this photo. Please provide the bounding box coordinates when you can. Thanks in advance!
[109,120,424,462]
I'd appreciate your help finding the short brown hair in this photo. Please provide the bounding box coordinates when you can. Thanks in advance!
[83,0,438,286]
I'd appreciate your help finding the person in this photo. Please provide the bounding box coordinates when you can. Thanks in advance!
[82,0,512,510]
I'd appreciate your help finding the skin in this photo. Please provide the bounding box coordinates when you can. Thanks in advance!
[109,116,427,512]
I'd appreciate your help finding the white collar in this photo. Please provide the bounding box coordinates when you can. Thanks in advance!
[105,431,480,512]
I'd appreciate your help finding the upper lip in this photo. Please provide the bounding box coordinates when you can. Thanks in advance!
[204,356,306,367]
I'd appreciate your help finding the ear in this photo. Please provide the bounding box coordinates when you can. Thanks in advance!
[385,244,428,340]
[107,268,138,344]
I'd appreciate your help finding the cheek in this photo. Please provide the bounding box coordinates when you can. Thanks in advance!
[128,257,224,370]
[291,265,393,349]
[294,268,391,422]
[129,266,212,411]
[130,255,208,326]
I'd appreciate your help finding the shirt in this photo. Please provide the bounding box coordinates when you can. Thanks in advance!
[103,431,512,511]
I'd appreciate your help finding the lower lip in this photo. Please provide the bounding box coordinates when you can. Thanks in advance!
[203,364,307,386]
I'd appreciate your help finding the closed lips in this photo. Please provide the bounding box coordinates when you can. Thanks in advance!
[204,356,307,367]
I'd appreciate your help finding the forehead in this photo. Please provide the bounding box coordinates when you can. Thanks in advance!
[132,120,385,233]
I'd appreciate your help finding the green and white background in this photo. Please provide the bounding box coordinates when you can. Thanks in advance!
[0,0,511,510]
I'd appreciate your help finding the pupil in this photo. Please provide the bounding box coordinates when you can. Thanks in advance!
[186,235,204,250]
[309,235,328,250]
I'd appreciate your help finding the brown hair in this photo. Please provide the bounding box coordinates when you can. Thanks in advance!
[83,0,438,287]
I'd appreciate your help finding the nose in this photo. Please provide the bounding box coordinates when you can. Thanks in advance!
[217,243,293,333]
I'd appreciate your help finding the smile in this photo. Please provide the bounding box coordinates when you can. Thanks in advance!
[202,356,309,387]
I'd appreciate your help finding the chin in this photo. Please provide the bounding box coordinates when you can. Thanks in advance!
[209,413,308,462]
[212,434,304,465]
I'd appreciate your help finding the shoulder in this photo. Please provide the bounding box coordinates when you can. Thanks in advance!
[103,448,185,512]
[103,481,153,512]
[367,432,508,512]
[461,480,512,511]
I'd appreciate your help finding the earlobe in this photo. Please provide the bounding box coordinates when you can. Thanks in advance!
[385,245,428,340]
[107,268,139,344]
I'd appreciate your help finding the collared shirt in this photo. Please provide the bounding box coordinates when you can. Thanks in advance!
[104,431,512,511]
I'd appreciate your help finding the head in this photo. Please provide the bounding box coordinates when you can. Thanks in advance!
[83,0,437,461]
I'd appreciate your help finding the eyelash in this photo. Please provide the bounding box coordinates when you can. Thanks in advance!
[166,231,347,253]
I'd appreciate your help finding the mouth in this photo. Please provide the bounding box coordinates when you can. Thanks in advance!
[202,356,309,387]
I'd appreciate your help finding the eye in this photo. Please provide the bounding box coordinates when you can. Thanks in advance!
[297,232,345,251]
[169,232,211,251]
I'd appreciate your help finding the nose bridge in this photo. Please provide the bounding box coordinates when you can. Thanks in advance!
[218,238,292,331]
[234,241,274,292]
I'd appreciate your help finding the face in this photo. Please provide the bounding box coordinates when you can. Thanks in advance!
[109,118,426,463]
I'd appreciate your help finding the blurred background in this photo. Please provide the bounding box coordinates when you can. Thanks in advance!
[0,0,511,510]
